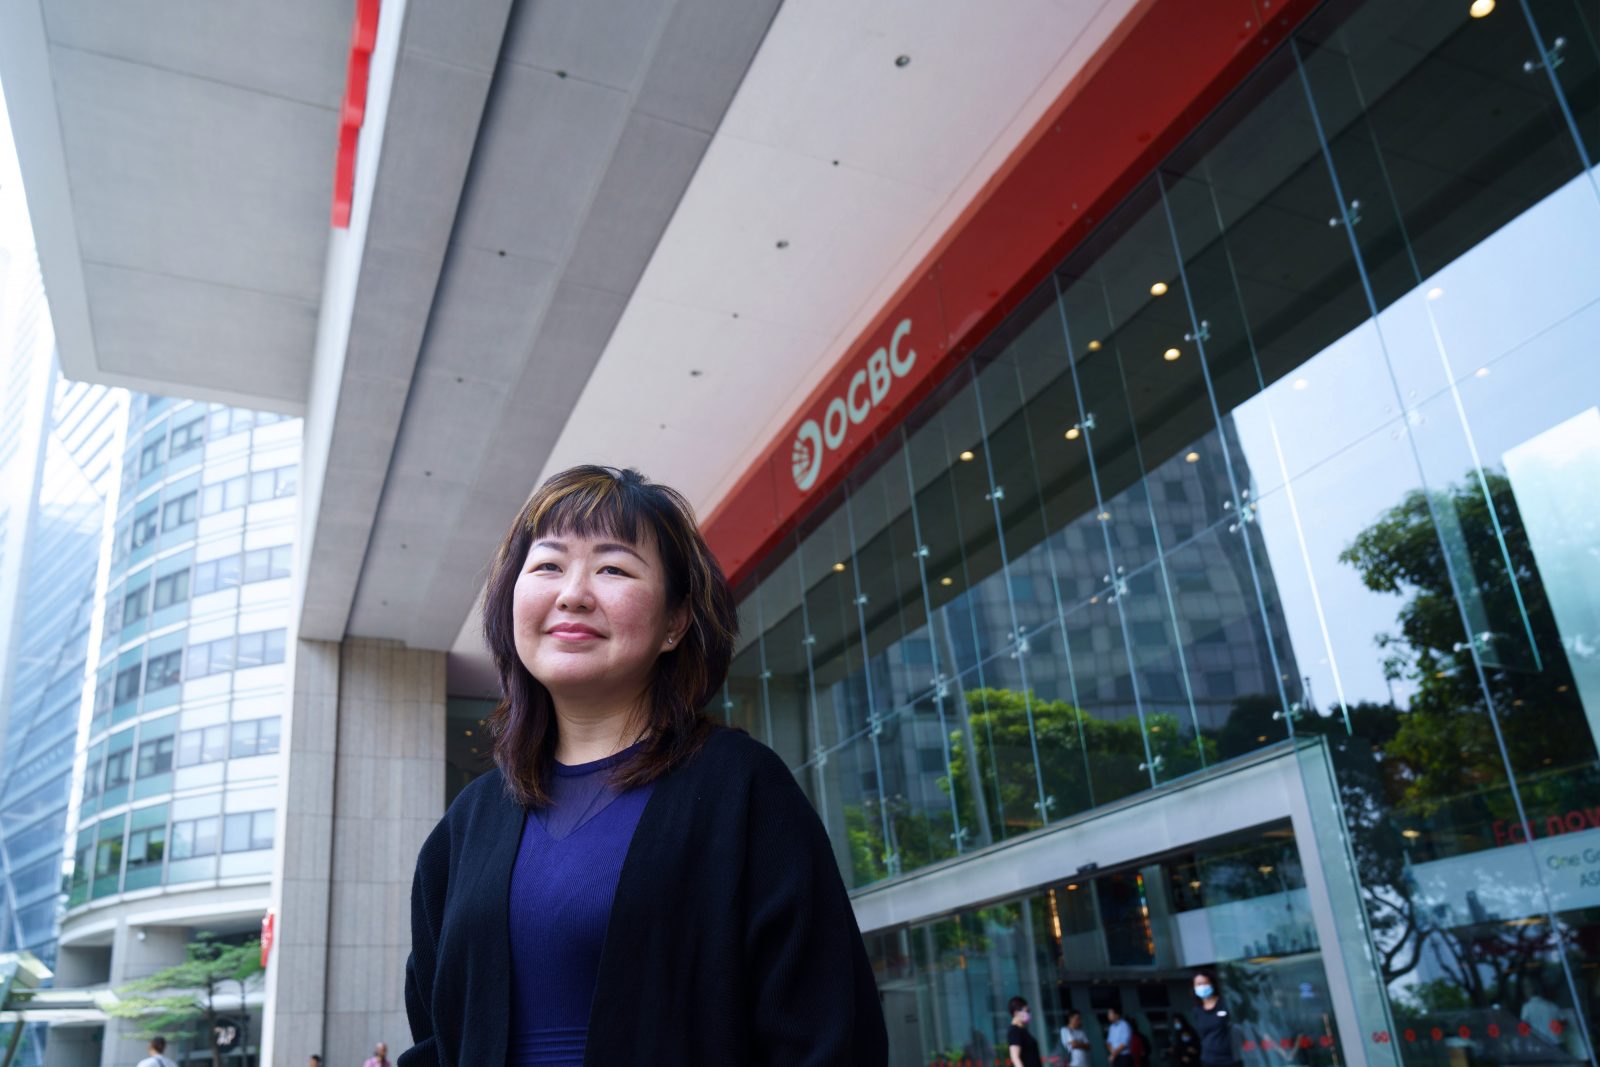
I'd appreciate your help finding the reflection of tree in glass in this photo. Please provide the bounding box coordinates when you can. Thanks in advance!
[1311,470,1593,1015]
[1338,470,1592,803]
[945,687,1217,844]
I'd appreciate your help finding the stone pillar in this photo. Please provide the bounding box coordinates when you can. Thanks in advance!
[262,637,445,1067]
[262,637,342,1066]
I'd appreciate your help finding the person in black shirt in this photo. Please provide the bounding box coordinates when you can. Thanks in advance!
[1006,995,1044,1067]
[1192,971,1239,1067]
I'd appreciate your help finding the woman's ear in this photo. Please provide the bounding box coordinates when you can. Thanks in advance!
[664,601,691,650]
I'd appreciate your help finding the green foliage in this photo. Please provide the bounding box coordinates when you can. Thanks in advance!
[947,687,1216,843]
[106,933,262,1062]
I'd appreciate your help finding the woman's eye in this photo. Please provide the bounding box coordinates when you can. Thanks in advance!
[599,565,628,576]
[530,561,559,572]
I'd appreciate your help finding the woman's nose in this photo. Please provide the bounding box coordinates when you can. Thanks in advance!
[556,568,593,610]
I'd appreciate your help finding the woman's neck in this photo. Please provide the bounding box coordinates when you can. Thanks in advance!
[550,692,647,764]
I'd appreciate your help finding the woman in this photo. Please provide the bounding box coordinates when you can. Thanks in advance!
[1192,972,1237,1067]
[399,466,887,1066]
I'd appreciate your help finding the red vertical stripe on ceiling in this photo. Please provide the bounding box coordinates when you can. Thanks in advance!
[702,0,1324,588]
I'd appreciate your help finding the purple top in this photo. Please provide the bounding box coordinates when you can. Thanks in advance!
[506,742,654,1066]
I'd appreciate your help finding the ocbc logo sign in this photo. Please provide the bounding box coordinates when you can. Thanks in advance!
[791,319,916,492]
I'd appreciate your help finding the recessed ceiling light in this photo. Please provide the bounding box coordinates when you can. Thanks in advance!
[940,576,954,587]
[1427,286,1445,300]
[1065,427,1081,441]
[959,450,975,461]
[1150,281,1169,297]
[1256,735,1268,742]
[1185,451,1200,463]
[1475,367,1490,378]
[1164,348,1181,362]
[1292,377,1309,390]
[832,562,846,573]
[1469,0,1494,17]
[1087,339,1103,351]
[1401,828,1423,839]
[1066,883,1079,891]
[895,54,911,68]
[1258,865,1275,875]
[1097,511,1111,522]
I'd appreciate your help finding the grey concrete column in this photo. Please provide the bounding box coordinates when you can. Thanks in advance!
[262,637,342,1067]
[327,638,445,1066]
[262,637,445,1067]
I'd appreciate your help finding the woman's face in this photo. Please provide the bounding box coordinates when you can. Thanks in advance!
[512,530,684,708]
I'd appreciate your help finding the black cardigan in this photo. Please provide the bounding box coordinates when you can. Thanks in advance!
[399,726,888,1066]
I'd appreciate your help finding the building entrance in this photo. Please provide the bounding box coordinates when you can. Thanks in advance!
[866,821,1344,1067]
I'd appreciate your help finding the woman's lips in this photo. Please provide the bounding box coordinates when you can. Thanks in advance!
[547,625,602,640]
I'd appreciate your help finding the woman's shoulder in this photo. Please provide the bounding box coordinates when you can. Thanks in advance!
[682,724,793,785]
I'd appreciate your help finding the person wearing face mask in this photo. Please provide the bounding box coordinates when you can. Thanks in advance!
[1007,997,1044,1067]
[1192,972,1238,1067]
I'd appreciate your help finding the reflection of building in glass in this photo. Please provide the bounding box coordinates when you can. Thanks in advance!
[0,245,122,1067]
[50,394,299,1066]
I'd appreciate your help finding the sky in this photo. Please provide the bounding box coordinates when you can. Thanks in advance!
[0,76,37,264]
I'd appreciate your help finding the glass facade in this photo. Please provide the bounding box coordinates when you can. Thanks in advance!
[66,394,299,910]
[723,1,1600,1063]
[0,362,119,1067]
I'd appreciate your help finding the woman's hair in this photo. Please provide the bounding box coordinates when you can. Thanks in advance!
[482,465,737,806]
[1008,996,1029,1015]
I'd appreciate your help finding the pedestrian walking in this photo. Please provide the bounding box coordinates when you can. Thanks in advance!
[1007,996,1043,1067]
[363,1043,390,1067]
[400,466,887,1066]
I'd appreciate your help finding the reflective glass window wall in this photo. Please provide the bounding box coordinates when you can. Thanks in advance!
[724,0,1600,1063]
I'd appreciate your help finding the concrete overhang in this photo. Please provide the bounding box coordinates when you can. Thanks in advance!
[4,0,1143,675]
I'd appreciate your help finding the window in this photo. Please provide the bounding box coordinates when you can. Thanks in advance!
[201,475,248,516]
[122,584,149,627]
[223,810,275,853]
[176,724,230,768]
[169,416,204,456]
[114,664,142,704]
[186,636,237,678]
[161,491,197,531]
[242,547,271,583]
[82,760,101,800]
[269,544,292,579]
[127,827,165,869]
[152,569,190,611]
[136,736,174,778]
[94,836,123,877]
[168,816,219,860]
[131,506,159,548]
[138,438,165,476]
[236,631,266,668]
[103,749,132,790]
[194,554,244,595]
[243,466,297,504]
[93,676,113,714]
[230,717,282,759]
[146,650,182,692]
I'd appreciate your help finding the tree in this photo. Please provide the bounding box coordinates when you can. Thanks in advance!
[106,933,262,1067]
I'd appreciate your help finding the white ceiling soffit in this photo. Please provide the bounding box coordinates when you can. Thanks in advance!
[0,0,351,410]
[537,0,1138,511]
[311,0,784,647]
[446,0,1141,672]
